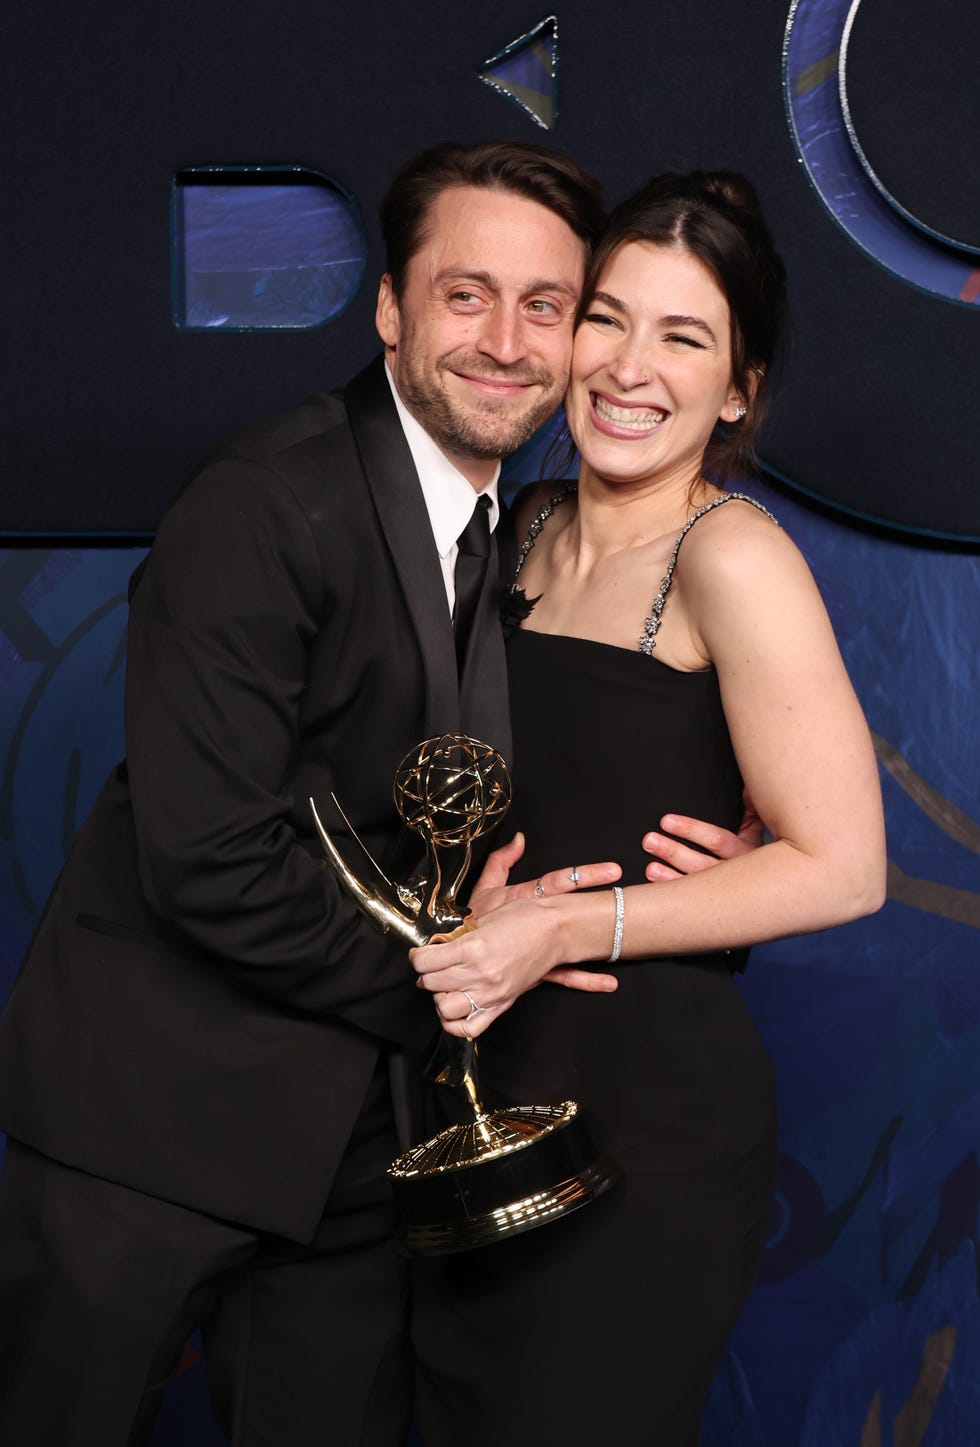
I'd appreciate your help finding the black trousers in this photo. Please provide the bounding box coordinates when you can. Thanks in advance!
[0,1059,412,1447]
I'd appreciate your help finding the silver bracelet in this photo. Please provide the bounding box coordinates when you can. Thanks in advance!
[608,885,624,963]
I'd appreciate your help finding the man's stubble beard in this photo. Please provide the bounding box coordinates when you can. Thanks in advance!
[397,347,566,463]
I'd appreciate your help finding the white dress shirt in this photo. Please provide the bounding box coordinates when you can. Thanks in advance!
[385,364,501,616]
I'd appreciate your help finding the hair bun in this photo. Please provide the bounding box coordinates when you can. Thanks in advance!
[700,171,762,216]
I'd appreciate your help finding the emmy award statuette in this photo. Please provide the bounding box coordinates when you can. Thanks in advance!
[310,733,619,1254]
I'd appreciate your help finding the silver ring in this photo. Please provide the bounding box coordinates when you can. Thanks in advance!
[462,989,485,1023]
[533,879,546,898]
[569,868,581,887]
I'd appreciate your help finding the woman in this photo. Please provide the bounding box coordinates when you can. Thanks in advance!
[411,172,885,1445]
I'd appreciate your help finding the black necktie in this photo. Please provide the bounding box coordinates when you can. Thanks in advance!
[453,495,492,673]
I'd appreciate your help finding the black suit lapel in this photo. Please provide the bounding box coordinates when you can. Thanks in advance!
[344,359,461,739]
[344,358,513,765]
[495,501,517,582]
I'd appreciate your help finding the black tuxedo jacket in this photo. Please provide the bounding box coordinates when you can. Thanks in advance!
[0,358,512,1242]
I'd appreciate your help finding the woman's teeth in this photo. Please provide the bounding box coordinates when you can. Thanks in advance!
[592,394,666,429]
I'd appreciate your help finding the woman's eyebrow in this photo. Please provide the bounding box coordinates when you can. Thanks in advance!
[586,295,718,345]
[661,313,718,343]
[589,289,628,313]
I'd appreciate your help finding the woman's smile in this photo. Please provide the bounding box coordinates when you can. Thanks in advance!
[566,240,742,492]
[589,390,669,436]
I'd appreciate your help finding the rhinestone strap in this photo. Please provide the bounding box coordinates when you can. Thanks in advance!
[639,492,779,656]
[513,481,578,578]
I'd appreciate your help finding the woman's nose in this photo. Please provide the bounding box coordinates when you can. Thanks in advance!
[607,346,651,389]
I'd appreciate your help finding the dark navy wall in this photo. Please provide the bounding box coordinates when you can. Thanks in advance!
[4,0,978,536]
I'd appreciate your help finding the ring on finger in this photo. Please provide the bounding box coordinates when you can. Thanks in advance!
[462,989,487,1023]
[569,867,581,887]
[533,879,546,898]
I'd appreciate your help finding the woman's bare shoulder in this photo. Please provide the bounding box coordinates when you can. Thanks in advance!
[678,492,837,670]
[681,492,801,582]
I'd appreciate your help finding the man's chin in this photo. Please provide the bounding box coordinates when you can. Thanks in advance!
[445,402,561,461]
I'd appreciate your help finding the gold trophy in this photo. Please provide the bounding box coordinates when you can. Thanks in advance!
[310,732,619,1254]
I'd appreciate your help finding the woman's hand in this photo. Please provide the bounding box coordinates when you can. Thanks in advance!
[467,832,621,918]
[410,889,618,1039]
[434,799,766,1036]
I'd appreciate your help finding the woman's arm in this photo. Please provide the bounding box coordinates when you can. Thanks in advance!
[413,506,886,1035]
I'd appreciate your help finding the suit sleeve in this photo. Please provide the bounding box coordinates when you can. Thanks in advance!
[123,455,432,1047]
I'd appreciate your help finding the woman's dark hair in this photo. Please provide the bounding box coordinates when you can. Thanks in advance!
[380,141,605,298]
[581,171,787,479]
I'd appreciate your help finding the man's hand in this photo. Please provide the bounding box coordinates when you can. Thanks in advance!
[641,789,765,881]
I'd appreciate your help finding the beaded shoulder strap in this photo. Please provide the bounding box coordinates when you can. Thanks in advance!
[639,492,779,656]
[513,481,577,579]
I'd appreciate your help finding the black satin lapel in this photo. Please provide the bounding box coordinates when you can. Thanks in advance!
[495,502,517,583]
[344,360,460,737]
[459,529,513,765]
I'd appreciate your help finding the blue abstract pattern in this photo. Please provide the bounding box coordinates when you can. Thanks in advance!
[478,16,559,131]
[172,169,366,330]
[0,548,141,999]
[712,480,980,1442]
[801,1244,980,1443]
[837,3,980,256]
[784,0,980,305]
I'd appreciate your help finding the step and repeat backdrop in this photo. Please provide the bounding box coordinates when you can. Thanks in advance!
[2,0,978,1441]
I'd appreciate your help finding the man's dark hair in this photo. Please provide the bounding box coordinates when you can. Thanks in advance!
[380,141,605,297]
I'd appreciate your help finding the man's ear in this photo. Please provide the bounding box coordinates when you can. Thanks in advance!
[376,274,400,348]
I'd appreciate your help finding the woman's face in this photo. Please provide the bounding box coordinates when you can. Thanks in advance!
[566,240,744,491]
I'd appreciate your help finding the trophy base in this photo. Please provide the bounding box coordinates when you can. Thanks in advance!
[388,1101,620,1255]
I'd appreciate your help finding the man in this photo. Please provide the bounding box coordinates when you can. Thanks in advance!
[0,141,750,1445]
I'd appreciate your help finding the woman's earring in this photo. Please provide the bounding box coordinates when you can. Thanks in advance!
[732,404,747,420]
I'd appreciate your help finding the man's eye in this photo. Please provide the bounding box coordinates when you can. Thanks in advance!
[449,290,479,304]
[527,299,559,315]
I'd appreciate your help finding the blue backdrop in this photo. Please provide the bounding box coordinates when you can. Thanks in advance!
[1,471,977,1443]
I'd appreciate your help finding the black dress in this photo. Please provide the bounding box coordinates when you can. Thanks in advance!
[413,493,778,1447]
